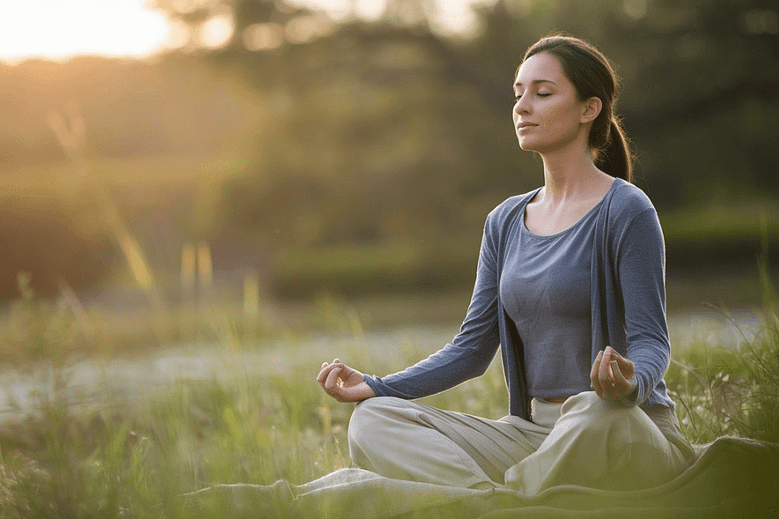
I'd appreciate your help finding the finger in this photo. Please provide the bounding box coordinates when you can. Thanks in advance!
[325,365,342,392]
[610,360,627,386]
[316,365,329,384]
[611,359,637,396]
[590,350,603,395]
[590,350,601,378]
[602,347,620,398]
[607,348,624,367]
[607,357,615,383]
[317,362,341,385]
[337,364,355,383]
[317,362,332,383]
[614,353,635,379]
[603,348,635,378]
[598,347,612,389]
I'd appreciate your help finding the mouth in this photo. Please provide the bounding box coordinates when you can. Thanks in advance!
[517,122,537,130]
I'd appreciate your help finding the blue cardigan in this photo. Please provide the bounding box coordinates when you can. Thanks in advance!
[365,178,675,420]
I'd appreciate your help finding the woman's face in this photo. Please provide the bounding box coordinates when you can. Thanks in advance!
[513,52,592,155]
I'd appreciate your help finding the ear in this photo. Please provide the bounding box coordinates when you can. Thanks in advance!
[581,96,602,124]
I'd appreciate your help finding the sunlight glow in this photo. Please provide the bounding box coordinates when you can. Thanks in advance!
[242,23,286,51]
[282,0,495,37]
[429,0,492,37]
[0,0,495,64]
[623,0,647,20]
[285,14,337,44]
[199,12,235,49]
[0,0,174,64]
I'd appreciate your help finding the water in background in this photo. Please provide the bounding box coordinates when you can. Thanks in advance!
[0,308,766,424]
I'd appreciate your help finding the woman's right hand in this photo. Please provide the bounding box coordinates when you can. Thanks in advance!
[317,358,376,403]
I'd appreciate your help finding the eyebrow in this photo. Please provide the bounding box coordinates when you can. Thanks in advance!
[513,79,558,88]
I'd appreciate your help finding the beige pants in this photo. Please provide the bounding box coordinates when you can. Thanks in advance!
[348,392,694,494]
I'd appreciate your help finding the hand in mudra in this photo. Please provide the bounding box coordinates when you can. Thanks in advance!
[590,346,637,400]
[317,358,375,403]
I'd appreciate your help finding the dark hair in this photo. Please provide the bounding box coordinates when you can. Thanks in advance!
[521,35,634,182]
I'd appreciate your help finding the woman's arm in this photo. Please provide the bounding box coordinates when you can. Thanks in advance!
[612,204,671,406]
[316,219,501,403]
[356,213,503,401]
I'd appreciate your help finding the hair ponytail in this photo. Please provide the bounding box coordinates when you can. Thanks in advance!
[595,116,633,183]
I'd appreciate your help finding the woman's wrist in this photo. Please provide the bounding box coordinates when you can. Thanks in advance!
[353,381,376,401]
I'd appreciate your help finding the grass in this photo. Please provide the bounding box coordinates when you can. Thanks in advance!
[665,314,779,444]
[0,274,778,518]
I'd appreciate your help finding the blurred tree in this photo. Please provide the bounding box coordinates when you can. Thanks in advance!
[179,0,778,266]
[151,0,323,52]
[0,197,113,299]
[211,24,535,251]
[626,0,779,204]
[4,0,777,299]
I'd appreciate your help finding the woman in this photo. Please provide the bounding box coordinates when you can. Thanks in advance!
[316,35,696,494]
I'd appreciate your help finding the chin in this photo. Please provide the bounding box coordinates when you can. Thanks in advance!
[517,139,538,153]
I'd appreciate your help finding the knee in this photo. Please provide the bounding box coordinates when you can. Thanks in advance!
[348,397,399,448]
[562,391,628,415]
[348,398,377,444]
[348,397,402,468]
[559,391,635,434]
[560,391,601,417]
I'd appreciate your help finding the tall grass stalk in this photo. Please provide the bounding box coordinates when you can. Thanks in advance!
[49,103,162,311]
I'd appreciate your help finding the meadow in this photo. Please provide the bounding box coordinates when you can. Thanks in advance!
[3,2,778,515]
[0,265,777,518]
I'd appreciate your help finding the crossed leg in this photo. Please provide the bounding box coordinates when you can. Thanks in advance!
[348,396,549,488]
[348,393,691,493]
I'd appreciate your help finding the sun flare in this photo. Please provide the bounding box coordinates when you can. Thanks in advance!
[0,0,492,64]
[0,0,173,64]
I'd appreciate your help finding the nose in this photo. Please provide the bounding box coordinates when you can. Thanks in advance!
[514,94,530,116]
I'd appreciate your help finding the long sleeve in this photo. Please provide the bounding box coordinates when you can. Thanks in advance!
[614,205,672,407]
[590,180,675,410]
[364,216,503,399]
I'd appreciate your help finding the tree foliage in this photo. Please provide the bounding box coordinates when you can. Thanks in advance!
[1,0,777,298]
[171,0,778,248]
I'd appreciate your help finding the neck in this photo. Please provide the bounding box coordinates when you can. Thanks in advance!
[539,145,602,204]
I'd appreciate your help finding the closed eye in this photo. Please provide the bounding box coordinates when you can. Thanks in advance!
[514,91,551,101]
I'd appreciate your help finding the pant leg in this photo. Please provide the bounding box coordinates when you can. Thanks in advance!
[348,396,549,488]
[504,391,692,494]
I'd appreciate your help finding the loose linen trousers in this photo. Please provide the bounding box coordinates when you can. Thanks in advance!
[347,391,694,494]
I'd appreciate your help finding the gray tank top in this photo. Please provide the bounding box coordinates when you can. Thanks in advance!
[500,201,602,399]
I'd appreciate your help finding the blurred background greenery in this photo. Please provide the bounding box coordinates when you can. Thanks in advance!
[2,3,779,516]
[1,0,778,311]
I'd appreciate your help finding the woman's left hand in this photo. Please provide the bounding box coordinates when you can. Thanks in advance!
[590,346,637,400]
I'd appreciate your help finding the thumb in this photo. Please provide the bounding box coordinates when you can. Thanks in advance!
[613,352,634,377]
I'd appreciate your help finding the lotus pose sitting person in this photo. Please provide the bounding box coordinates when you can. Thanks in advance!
[316,35,696,493]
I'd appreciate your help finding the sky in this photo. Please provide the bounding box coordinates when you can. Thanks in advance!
[0,0,490,64]
[0,0,175,64]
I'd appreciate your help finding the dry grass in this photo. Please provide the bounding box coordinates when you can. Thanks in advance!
[0,268,777,517]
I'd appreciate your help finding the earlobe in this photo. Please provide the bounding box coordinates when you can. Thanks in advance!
[581,97,602,124]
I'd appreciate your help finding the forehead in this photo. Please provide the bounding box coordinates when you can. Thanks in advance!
[514,52,567,87]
